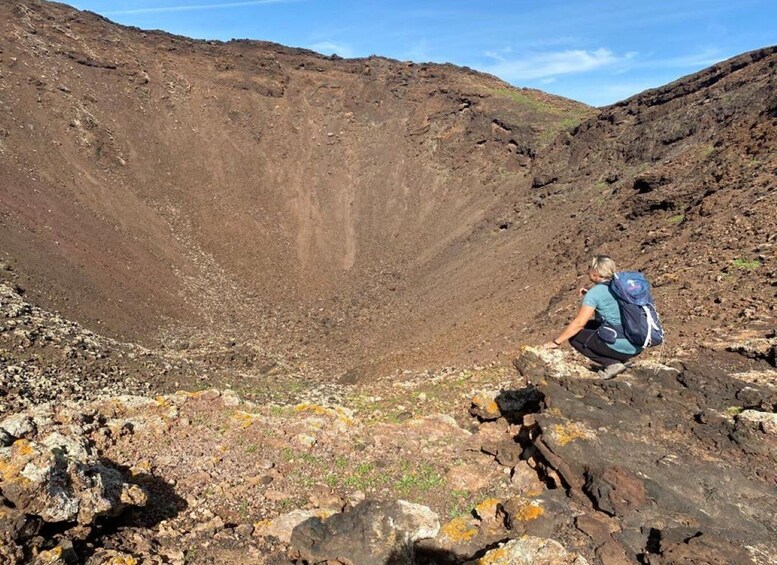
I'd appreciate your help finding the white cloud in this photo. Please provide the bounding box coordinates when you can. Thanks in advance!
[482,48,632,81]
[103,0,299,16]
[308,41,356,58]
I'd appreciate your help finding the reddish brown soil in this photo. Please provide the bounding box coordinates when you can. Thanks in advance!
[0,0,775,383]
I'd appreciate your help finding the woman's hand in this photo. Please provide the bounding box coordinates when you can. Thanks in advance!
[578,287,589,298]
[542,341,560,349]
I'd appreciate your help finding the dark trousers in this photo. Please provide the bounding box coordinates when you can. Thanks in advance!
[569,322,634,368]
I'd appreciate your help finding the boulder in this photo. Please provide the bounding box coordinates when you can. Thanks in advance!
[255,509,327,543]
[470,392,502,421]
[290,499,439,565]
[0,433,147,528]
[737,410,777,435]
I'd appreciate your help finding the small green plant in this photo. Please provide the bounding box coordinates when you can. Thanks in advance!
[324,473,338,488]
[667,214,685,225]
[281,447,295,461]
[245,444,258,453]
[395,463,444,494]
[334,456,348,469]
[731,258,761,271]
[725,406,744,417]
[278,497,303,512]
[299,453,322,466]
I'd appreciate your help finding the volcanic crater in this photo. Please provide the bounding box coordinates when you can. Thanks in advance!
[0,1,776,564]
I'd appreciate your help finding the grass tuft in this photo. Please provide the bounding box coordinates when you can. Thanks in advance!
[731,258,761,271]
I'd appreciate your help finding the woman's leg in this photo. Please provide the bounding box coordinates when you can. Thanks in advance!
[569,328,632,367]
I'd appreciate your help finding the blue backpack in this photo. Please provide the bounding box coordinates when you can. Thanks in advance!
[602,272,664,348]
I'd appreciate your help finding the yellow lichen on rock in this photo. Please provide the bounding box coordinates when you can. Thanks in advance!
[334,406,355,426]
[130,459,152,477]
[294,403,329,416]
[511,500,544,521]
[154,396,174,409]
[441,516,478,542]
[232,410,258,428]
[549,421,596,446]
[471,393,499,416]
[474,498,501,521]
[476,546,508,564]
[253,518,272,531]
[106,556,137,565]
[1,440,39,482]
[13,439,35,457]
[34,546,63,564]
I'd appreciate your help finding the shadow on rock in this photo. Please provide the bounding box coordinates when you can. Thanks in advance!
[494,386,545,425]
[106,462,188,529]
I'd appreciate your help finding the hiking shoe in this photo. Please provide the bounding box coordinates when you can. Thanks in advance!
[597,362,630,380]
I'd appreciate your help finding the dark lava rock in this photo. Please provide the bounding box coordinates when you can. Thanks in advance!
[512,348,777,558]
[290,499,439,565]
[585,466,647,517]
[650,532,755,564]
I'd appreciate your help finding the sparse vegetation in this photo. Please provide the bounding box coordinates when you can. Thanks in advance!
[395,463,444,494]
[725,406,744,417]
[667,214,685,224]
[491,87,592,144]
[731,258,761,271]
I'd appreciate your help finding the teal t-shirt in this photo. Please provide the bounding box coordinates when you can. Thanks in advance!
[582,283,641,355]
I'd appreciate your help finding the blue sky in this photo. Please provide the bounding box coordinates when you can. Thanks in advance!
[68,0,775,106]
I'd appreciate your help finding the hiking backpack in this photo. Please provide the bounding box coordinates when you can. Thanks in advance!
[606,271,665,348]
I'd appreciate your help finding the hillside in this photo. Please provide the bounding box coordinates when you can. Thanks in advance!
[2,2,775,380]
[530,47,777,345]
[0,0,595,379]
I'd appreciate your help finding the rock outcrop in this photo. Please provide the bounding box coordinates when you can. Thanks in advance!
[0,408,147,562]
[291,499,440,565]
[509,347,777,563]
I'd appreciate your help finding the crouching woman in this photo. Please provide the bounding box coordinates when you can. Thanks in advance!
[543,255,642,379]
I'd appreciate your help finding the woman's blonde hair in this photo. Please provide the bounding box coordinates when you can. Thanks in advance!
[590,255,616,280]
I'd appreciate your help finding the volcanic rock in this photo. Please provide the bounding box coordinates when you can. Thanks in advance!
[465,536,588,565]
[290,499,439,565]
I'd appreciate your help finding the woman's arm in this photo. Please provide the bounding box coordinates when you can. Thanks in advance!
[543,305,595,349]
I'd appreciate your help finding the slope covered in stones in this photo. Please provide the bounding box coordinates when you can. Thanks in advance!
[2,1,775,377]
[0,0,595,377]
